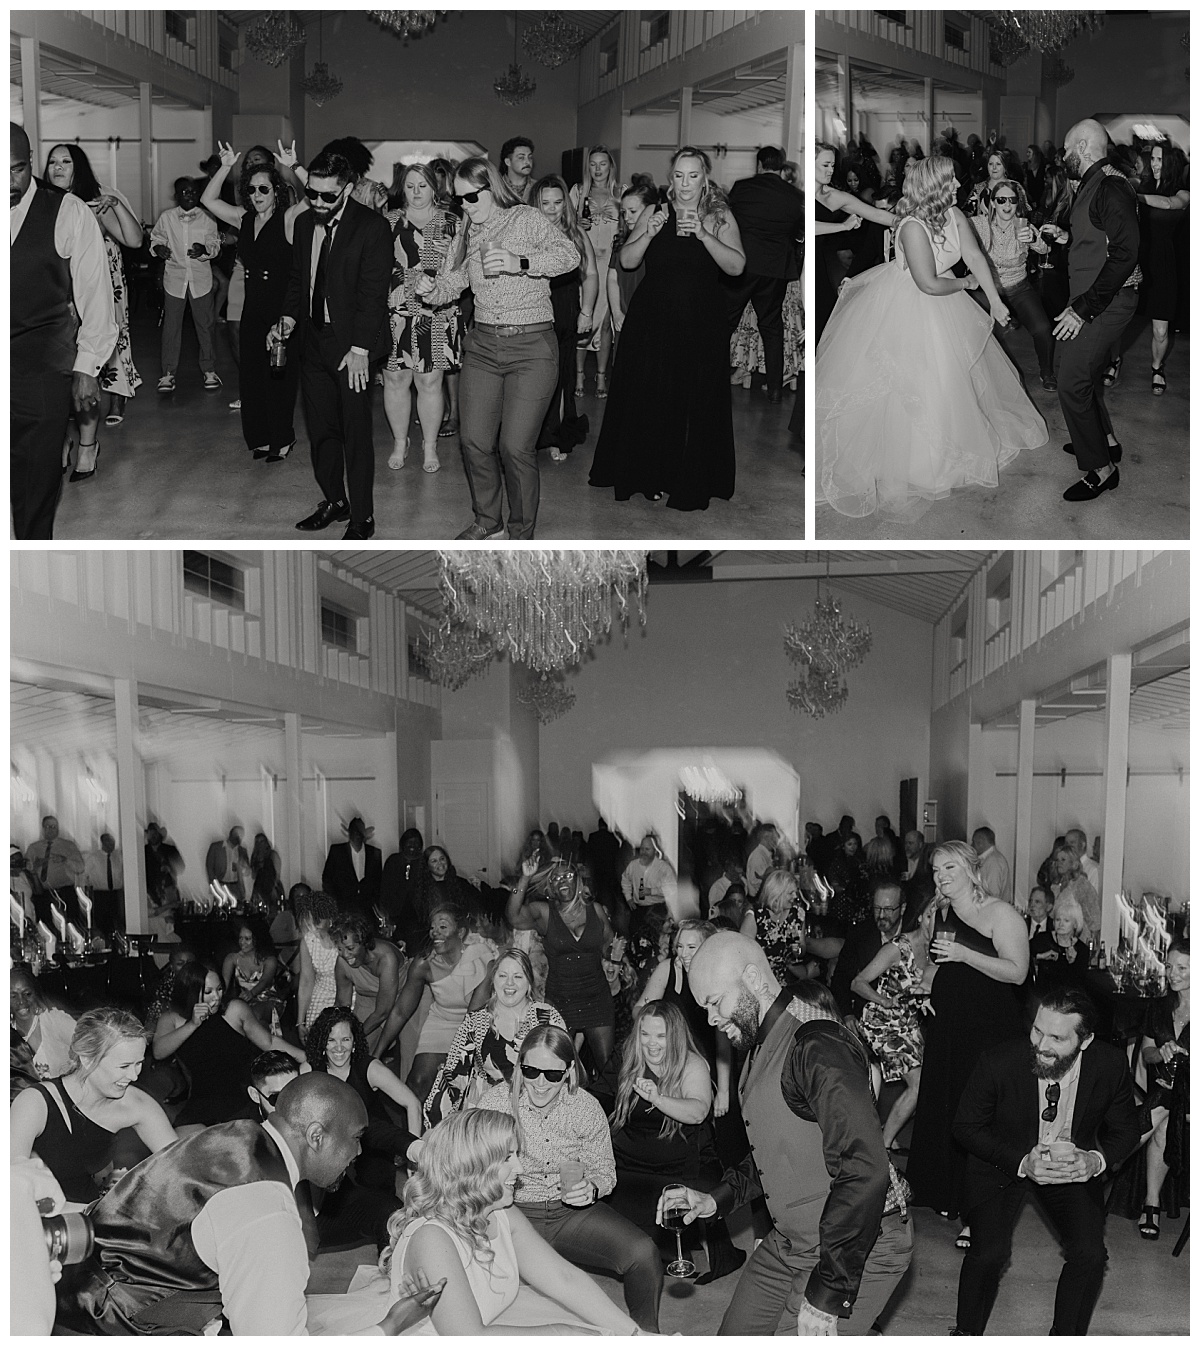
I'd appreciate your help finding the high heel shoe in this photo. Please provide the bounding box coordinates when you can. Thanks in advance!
[388,439,409,470]
[1140,1205,1161,1240]
[265,440,296,464]
[69,441,100,482]
[595,371,608,399]
[1102,356,1122,387]
[1151,365,1166,395]
[423,441,441,473]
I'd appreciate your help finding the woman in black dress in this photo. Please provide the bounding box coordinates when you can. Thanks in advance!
[1133,142,1189,395]
[813,142,896,342]
[589,147,745,512]
[532,175,598,459]
[200,142,304,460]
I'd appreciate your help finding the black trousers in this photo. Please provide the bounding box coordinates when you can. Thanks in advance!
[300,324,376,521]
[318,1178,402,1252]
[240,311,299,452]
[725,274,789,393]
[11,370,72,539]
[957,1179,1108,1335]
[1056,287,1137,472]
[998,278,1055,377]
[91,888,125,937]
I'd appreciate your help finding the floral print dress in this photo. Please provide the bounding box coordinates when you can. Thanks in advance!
[859,935,925,1082]
[96,186,142,399]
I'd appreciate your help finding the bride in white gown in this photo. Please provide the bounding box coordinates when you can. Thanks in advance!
[306,1108,641,1335]
[816,156,1047,518]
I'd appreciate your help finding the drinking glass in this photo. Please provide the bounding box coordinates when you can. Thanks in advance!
[1039,224,1057,270]
[558,1157,585,1200]
[660,1184,696,1277]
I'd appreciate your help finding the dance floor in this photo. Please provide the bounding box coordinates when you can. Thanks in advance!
[49,314,803,542]
[816,317,1190,542]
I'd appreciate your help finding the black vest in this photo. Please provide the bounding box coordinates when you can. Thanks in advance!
[57,1121,294,1334]
[11,182,77,377]
[1069,164,1138,298]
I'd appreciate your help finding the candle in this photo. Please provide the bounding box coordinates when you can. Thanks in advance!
[77,888,93,930]
[51,903,68,942]
[67,922,86,953]
[10,894,25,939]
[37,921,57,964]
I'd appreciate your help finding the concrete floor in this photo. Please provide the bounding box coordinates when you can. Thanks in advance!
[816,316,1189,541]
[48,314,803,542]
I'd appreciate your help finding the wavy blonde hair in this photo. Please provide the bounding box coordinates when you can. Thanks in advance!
[895,156,957,246]
[760,867,803,921]
[668,146,729,230]
[930,840,987,903]
[381,1109,517,1275]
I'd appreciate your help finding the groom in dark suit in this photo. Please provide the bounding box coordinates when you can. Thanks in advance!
[951,985,1140,1335]
[725,146,803,404]
[270,148,392,540]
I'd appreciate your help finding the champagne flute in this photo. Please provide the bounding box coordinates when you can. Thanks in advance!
[660,1184,696,1277]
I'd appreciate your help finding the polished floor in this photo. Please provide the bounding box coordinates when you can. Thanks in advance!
[816,316,1189,541]
[48,315,803,542]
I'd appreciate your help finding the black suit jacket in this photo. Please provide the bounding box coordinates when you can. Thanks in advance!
[282,196,392,360]
[728,173,804,280]
[322,842,383,913]
[953,1036,1140,1213]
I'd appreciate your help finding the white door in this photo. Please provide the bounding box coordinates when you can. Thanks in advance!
[434,780,490,878]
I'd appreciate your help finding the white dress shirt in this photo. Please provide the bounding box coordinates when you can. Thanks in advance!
[1080,855,1100,891]
[978,845,1013,905]
[621,855,678,907]
[306,202,369,356]
[84,848,124,890]
[1016,1051,1106,1177]
[351,844,366,884]
[149,205,220,297]
[11,178,117,377]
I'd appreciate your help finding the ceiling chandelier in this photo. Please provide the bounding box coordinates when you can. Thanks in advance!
[517,672,577,724]
[679,763,743,806]
[784,593,872,720]
[438,550,647,674]
[522,11,586,69]
[984,11,1104,64]
[418,620,497,691]
[495,12,537,105]
[367,11,444,42]
[1045,55,1075,87]
[244,11,306,67]
[302,16,342,106]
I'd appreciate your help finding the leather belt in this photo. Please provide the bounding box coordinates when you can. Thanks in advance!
[475,321,553,336]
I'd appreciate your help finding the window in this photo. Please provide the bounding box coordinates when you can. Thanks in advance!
[876,10,908,24]
[321,603,356,652]
[165,11,192,43]
[218,36,236,71]
[408,633,431,680]
[599,30,619,77]
[641,12,670,49]
[183,551,244,609]
[944,21,966,50]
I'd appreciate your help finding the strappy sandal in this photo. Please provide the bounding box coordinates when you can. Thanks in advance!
[388,439,408,470]
[423,442,440,473]
[1140,1205,1161,1240]
[955,1227,972,1251]
[1151,365,1166,396]
[1102,356,1122,387]
[595,371,609,399]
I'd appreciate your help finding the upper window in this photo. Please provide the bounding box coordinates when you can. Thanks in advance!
[945,21,966,50]
[876,11,908,25]
[641,12,670,49]
[183,551,244,609]
[599,30,619,76]
[321,602,358,652]
[165,11,192,43]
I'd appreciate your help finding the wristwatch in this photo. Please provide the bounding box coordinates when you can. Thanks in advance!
[519,256,530,272]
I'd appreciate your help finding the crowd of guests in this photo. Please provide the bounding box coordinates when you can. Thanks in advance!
[12,121,803,540]
[11,808,1187,1334]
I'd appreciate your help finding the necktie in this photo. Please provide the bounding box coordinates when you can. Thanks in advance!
[312,216,337,326]
[107,856,114,891]
[39,849,49,884]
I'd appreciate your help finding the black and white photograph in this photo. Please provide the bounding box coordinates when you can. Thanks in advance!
[9,548,1190,1334]
[813,10,1189,540]
[9,9,802,542]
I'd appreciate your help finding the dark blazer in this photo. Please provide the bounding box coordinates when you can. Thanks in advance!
[728,173,804,280]
[1028,931,1091,990]
[322,842,383,914]
[282,196,392,360]
[953,1035,1140,1213]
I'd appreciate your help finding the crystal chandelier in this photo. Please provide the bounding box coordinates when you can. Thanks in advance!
[244,11,307,67]
[418,620,497,691]
[679,764,743,806]
[1045,55,1075,87]
[367,11,443,42]
[517,672,577,724]
[302,16,343,105]
[784,594,872,720]
[984,11,1104,64]
[438,551,648,674]
[495,12,537,105]
[522,11,586,69]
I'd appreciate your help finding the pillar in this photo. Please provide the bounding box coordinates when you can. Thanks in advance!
[836,52,851,142]
[965,720,984,842]
[19,37,42,155]
[782,41,803,157]
[139,81,154,224]
[679,85,693,145]
[1013,698,1037,908]
[283,712,303,890]
[1099,653,1131,948]
[113,678,148,935]
[924,76,935,150]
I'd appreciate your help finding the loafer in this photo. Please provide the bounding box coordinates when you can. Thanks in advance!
[296,500,350,531]
[1063,467,1119,502]
[1040,372,1058,391]
[1062,440,1122,464]
[265,441,296,464]
[342,517,375,541]
[455,522,505,540]
[157,373,175,393]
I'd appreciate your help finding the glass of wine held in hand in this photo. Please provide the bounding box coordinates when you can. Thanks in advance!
[660,1184,696,1277]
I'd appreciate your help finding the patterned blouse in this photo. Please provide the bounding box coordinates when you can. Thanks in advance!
[384,207,460,318]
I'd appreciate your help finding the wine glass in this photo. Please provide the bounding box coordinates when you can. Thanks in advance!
[660,1184,696,1277]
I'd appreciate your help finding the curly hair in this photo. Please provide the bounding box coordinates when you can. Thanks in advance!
[294,889,339,931]
[668,146,729,230]
[238,159,289,216]
[611,1001,702,1142]
[306,1005,370,1071]
[381,1109,517,1275]
[331,912,376,951]
[930,840,987,903]
[895,156,957,246]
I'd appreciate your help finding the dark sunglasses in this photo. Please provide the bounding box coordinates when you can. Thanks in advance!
[305,185,344,204]
[248,184,273,196]
[453,186,491,205]
[520,1062,569,1083]
[994,195,1018,204]
[1041,1081,1061,1123]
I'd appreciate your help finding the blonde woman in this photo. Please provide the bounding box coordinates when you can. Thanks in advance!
[816,155,1047,519]
[570,145,622,397]
[741,867,810,984]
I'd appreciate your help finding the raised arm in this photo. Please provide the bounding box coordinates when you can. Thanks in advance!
[620,202,667,270]
[152,1005,206,1060]
[633,958,671,1011]
[227,999,306,1062]
[199,145,247,229]
[91,189,144,249]
[505,859,544,932]
[824,185,897,227]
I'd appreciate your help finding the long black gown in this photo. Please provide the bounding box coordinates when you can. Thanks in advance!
[237,207,299,454]
[537,266,588,453]
[814,199,847,343]
[589,204,735,511]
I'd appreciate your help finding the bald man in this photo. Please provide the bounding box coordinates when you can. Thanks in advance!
[1055,118,1141,504]
[664,933,912,1335]
[58,1074,441,1335]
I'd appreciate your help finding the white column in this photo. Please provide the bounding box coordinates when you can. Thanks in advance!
[679,85,693,145]
[1099,653,1132,948]
[283,712,304,890]
[113,678,148,935]
[19,37,42,156]
[925,77,935,150]
[965,720,984,844]
[782,41,803,157]
[139,81,154,225]
[1013,698,1037,908]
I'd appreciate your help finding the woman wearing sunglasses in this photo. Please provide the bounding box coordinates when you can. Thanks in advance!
[200,143,307,461]
[414,157,580,540]
[479,1022,663,1331]
[969,178,1060,391]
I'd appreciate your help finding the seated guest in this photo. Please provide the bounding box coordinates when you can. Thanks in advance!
[153,962,304,1125]
[479,1022,663,1331]
[831,877,905,1020]
[323,816,383,918]
[306,1006,422,1195]
[1037,835,1067,894]
[143,943,198,1033]
[706,857,744,918]
[11,1007,177,1205]
[712,880,749,932]
[901,829,931,885]
[247,1049,402,1255]
[951,986,1141,1335]
[220,917,279,1023]
[425,947,564,1126]
[55,1073,440,1335]
[1029,896,1091,989]
[306,1108,640,1334]
[852,894,937,1151]
[608,1001,745,1283]
[334,912,406,1052]
[1026,886,1053,938]
[1050,844,1101,945]
[740,868,813,985]
[10,965,76,1080]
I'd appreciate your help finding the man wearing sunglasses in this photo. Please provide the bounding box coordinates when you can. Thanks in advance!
[269,148,393,540]
[951,985,1140,1335]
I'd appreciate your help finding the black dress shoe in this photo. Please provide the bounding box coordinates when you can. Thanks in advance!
[1062,440,1122,464]
[1063,467,1119,501]
[342,517,375,541]
[265,440,296,464]
[295,500,350,531]
[766,388,783,405]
